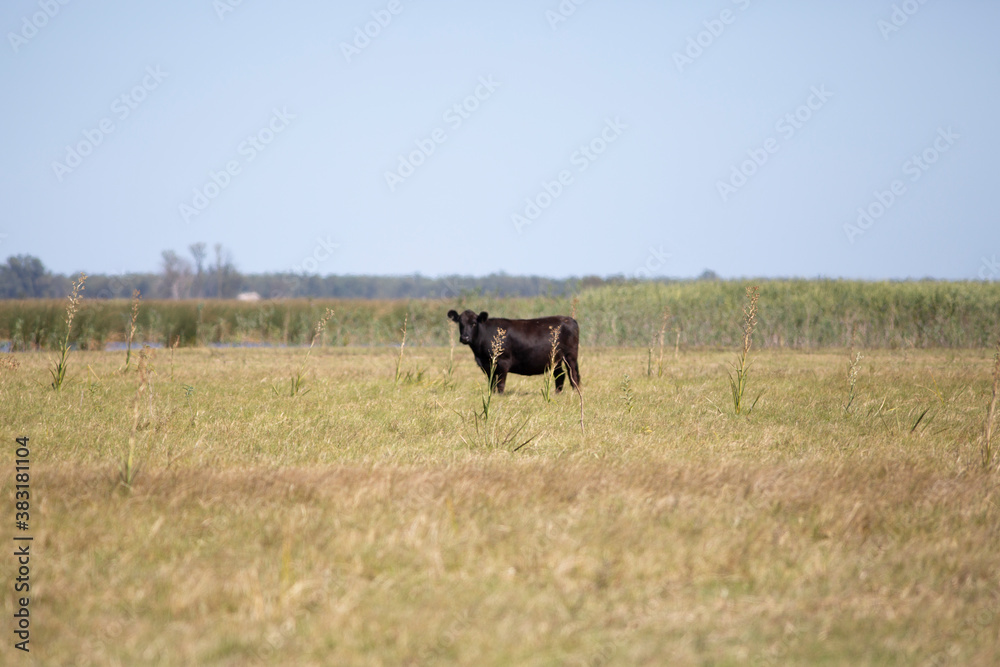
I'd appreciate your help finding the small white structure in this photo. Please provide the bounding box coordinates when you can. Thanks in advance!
[236,291,262,302]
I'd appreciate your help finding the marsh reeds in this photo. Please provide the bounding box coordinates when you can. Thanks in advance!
[728,285,760,415]
[50,272,86,391]
[4,281,1000,350]
[981,340,1000,469]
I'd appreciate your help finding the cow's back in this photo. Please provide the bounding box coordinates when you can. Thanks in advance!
[488,316,578,375]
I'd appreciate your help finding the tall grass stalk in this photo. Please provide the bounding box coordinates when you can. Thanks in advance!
[122,289,141,373]
[444,325,456,388]
[576,379,586,436]
[468,325,535,451]
[275,309,333,397]
[169,336,179,381]
[481,328,505,415]
[656,309,669,377]
[468,328,515,448]
[394,314,408,385]
[981,340,1000,469]
[120,346,153,489]
[845,349,864,413]
[647,310,671,377]
[728,285,760,415]
[540,325,559,402]
[50,272,86,391]
[620,373,634,415]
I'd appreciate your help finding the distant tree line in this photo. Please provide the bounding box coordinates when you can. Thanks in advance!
[0,246,686,300]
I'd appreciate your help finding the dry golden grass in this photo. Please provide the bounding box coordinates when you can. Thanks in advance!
[2,345,999,665]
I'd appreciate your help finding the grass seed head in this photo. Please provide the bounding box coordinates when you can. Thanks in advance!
[742,285,759,354]
[490,327,507,365]
[547,325,559,366]
[65,272,87,332]
[315,308,334,339]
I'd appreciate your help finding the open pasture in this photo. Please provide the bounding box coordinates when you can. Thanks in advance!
[2,343,999,665]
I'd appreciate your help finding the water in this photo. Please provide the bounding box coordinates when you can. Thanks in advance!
[103,341,166,351]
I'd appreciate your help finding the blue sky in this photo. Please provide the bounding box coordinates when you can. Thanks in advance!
[2,0,998,280]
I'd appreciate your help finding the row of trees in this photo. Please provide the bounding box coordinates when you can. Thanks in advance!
[160,243,241,299]
[0,244,240,300]
[0,247,674,300]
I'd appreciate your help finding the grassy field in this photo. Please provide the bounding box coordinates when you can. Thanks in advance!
[2,341,1000,665]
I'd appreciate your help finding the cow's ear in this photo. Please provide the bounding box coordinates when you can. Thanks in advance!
[477,311,489,323]
[447,310,459,322]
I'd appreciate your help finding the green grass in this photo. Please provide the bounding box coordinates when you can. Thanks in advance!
[2,345,1000,665]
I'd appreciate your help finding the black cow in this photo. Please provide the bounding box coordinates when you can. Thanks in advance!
[447,309,581,394]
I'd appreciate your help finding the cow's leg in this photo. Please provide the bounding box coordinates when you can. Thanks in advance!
[489,359,511,393]
[494,369,508,394]
[553,360,566,392]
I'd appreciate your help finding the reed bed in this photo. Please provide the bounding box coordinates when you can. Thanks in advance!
[1,280,998,351]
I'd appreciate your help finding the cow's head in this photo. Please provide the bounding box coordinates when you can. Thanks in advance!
[447,309,488,345]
